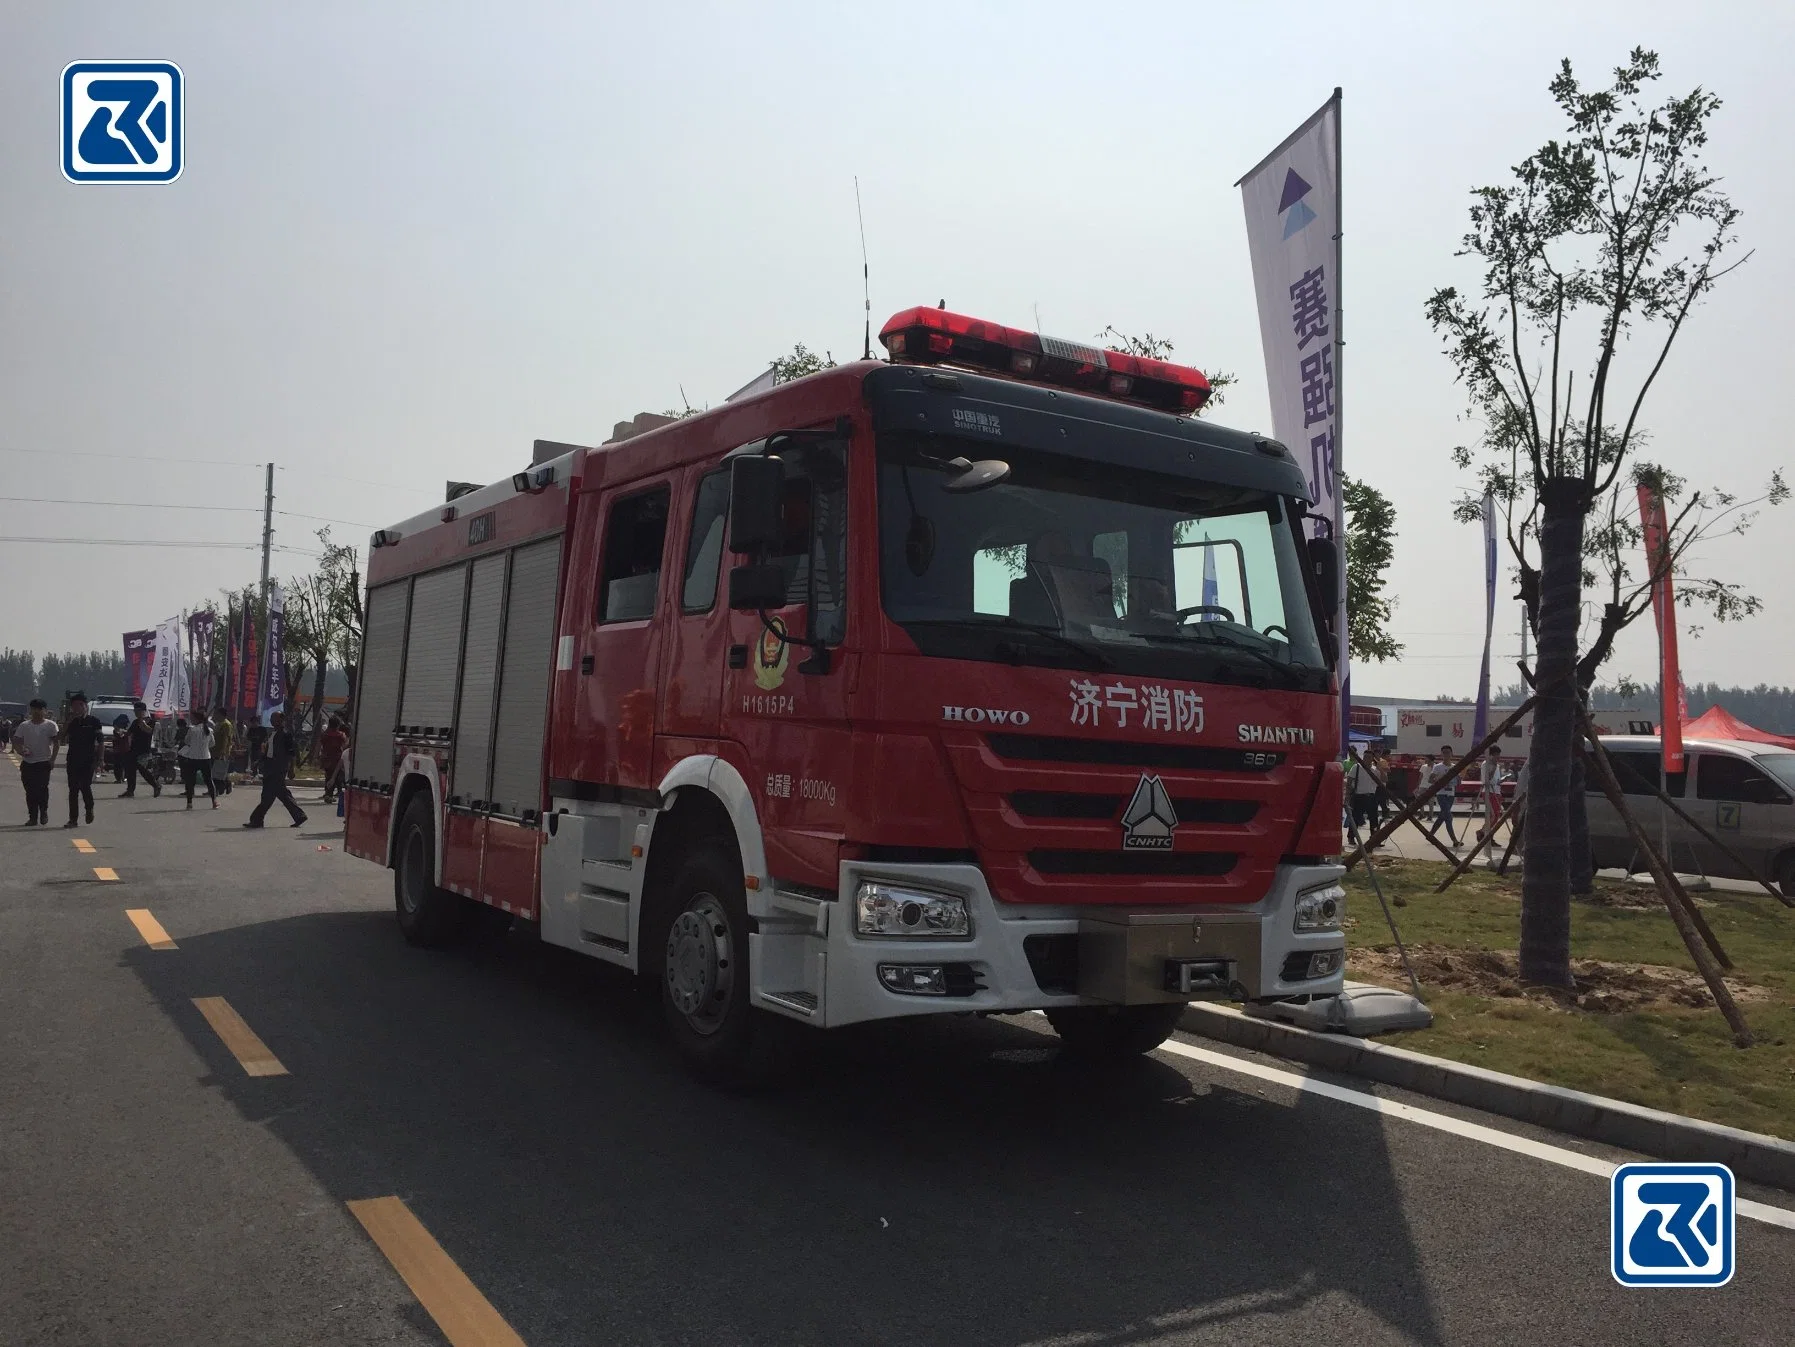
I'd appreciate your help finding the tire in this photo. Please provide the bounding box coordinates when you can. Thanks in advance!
[393,794,467,948]
[649,841,784,1087]
[1777,853,1795,903]
[1046,1003,1187,1060]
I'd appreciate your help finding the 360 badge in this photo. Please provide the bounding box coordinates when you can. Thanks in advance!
[62,61,183,183]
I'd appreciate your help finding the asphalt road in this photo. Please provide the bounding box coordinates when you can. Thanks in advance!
[4,763,1794,1346]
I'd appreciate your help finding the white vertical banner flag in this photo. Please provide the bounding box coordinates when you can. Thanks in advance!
[1238,91,1344,683]
[258,581,287,724]
[143,616,183,714]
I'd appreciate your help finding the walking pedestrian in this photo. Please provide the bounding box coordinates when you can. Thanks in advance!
[1348,748,1379,835]
[119,703,161,798]
[61,692,103,828]
[210,710,235,796]
[11,699,59,825]
[177,710,218,810]
[1423,747,1460,846]
[319,715,348,802]
[243,711,307,829]
[1479,745,1505,843]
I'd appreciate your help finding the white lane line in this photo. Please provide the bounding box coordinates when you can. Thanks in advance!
[1157,1036,1795,1231]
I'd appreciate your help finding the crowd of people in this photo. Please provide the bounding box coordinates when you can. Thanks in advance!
[1348,742,1528,852]
[10,694,350,831]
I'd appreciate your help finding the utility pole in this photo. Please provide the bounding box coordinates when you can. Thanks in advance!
[258,462,274,602]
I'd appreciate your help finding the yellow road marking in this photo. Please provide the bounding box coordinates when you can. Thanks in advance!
[191,997,288,1077]
[72,838,96,853]
[348,1196,525,1347]
[125,908,177,950]
[93,866,119,881]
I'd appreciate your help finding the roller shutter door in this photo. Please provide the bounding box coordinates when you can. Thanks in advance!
[399,564,467,734]
[352,580,410,784]
[451,553,507,803]
[487,536,563,817]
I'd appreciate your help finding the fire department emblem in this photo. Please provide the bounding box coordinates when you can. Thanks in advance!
[753,617,790,691]
[1120,773,1177,850]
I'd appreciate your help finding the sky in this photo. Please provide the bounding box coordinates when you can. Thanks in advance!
[3,1,1789,701]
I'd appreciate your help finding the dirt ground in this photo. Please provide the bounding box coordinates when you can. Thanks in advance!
[1350,943,1771,1013]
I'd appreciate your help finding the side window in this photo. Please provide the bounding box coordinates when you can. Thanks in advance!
[1606,750,1686,798]
[1425,724,1443,738]
[599,487,670,623]
[1697,753,1791,806]
[770,442,848,645]
[681,470,730,613]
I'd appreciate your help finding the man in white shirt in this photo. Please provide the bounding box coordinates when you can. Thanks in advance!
[11,699,60,826]
[177,712,218,810]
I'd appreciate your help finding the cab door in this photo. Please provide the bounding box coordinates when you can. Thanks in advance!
[571,481,673,794]
[657,466,731,755]
[723,437,854,891]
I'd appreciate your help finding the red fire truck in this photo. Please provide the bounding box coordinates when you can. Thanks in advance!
[344,306,1347,1081]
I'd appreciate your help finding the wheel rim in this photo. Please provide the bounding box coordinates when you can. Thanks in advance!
[399,828,426,914]
[665,892,734,1036]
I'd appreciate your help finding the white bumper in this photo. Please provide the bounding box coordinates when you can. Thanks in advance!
[748,860,1347,1029]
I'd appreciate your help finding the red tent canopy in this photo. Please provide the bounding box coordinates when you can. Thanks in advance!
[1683,705,1795,751]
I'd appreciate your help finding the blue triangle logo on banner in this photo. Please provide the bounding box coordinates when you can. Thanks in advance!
[1278,167,1312,214]
[1282,198,1318,239]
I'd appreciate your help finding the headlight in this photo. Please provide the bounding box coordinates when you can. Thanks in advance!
[1293,882,1345,932]
[855,881,971,938]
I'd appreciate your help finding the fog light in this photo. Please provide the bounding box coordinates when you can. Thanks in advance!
[1294,882,1346,932]
[1307,949,1343,979]
[855,882,970,938]
[878,964,948,996]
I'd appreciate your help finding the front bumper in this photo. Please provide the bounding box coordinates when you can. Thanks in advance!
[748,860,1347,1029]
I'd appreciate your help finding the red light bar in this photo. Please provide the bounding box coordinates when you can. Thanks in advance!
[879,306,1211,414]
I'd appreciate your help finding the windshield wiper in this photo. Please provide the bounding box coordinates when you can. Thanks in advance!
[1135,623,1313,685]
[902,616,1113,671]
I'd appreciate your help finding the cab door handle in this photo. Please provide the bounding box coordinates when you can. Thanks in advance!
[581,655,594,675]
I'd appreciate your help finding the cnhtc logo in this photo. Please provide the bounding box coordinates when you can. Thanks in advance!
[62,61,183,183]
[1611,1162,1734,1287]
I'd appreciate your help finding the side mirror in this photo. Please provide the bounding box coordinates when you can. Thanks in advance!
[728,562,787,611]
[728,456,785,555]
[1306,536,1340,612]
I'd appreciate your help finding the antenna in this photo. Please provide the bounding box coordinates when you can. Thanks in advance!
[855,176,871,360]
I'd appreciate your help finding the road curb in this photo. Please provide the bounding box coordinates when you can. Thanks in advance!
[1178,1002,1795,1193]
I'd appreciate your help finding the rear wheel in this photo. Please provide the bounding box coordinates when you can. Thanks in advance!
[393,794,467,947]
[1046,1003,1186,1060]
[1777,853,1795,903]
[650,842,785,1087]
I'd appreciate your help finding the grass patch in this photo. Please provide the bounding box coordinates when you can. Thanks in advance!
[1345,857,1795,1140]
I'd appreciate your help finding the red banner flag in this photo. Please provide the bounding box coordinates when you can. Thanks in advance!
[1637,485,1685,775]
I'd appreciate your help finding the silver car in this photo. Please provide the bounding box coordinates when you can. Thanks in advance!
[1586,735,1795,893]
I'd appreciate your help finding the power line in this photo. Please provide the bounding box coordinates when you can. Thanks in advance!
[0,495,259,512]
[0,536,258,549]
[0,446,262,469]
[276,509,377,529]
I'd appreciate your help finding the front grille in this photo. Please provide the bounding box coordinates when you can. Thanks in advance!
[1027,850,1238,877]
[988,733,1284,773]
[1010,790,1259,824]
[1023,933,1080,994]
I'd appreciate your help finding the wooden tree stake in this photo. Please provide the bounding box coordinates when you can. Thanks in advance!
[1582,722,1751,1047]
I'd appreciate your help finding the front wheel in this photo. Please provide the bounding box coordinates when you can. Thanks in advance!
[1046,1003,1186,1059]
[651,842,786,1088]
[1777,853,1795,903]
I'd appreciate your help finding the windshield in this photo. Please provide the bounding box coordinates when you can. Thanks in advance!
[877,433,1328,689]
[1756,752,1795,795]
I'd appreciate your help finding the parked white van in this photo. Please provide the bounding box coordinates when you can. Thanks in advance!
[1586,736,1795,894]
